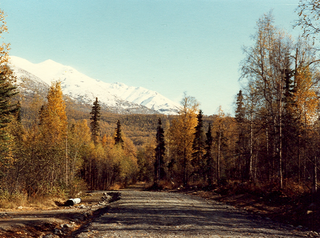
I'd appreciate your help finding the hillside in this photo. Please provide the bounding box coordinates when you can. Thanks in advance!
[9,56,180,115]
[19,94,215,147]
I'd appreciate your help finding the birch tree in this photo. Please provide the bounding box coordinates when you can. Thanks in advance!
[240,12,293,187]
[168,93,198,186]
[296,0,320,42]
[38,81,68,192]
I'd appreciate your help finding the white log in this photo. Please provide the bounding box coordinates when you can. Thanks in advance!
[65,198,81,206]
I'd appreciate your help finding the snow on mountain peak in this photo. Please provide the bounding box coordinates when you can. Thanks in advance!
[9,56,180,115]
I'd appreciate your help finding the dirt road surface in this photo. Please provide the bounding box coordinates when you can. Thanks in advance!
[74,189,310,238]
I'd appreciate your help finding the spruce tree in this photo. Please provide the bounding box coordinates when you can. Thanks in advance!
[90,97,101,144]
[235,90,247,179]
[192,110,205,180]
[0,10,17,144]
[205,123,214,185]
[154,118,165,184]
[282,55,296,184]
[0,66,18,138]
[16,101,21,123]
[114,120,124,146]
[235,90,245,124]
[0,64,18,174]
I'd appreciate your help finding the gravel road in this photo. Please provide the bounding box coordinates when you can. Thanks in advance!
[74,190,309,238]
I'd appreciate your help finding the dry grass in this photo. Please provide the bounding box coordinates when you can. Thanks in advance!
[0,179,90,210]
[0,191,28,209]
[67,179,88,197]
[0,189,67,211]
[109,183,123,190]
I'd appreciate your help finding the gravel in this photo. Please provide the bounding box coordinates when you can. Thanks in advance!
[75,190,310,238]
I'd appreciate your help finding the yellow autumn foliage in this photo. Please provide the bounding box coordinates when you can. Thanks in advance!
[167,94,198,184]
[40,81,67,144]
[292,66,319,126]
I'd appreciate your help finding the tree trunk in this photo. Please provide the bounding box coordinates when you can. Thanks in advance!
[217,130,221,183]
[249,112,253,181]
[279,87,283,190]
[183,147,187,186]
[65,135,68,186]
[313,156,318,193]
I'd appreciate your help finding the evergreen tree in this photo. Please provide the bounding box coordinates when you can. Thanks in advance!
[0,32,18,176]
[192,110,205,180]
[0,66,18,141]
[0,10,17,139]
[0,66,18,177]
[282,54,296,183]
[114,120,124,146]
[90,97,101,144]
[205,123,214,185]
[235,90,245,124]
[154,118,166,183]
[16,101,21,123]
[235,90,248,180]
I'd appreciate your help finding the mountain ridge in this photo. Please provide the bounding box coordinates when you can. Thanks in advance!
[9,56,180,115]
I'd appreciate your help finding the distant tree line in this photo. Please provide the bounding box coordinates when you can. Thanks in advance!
[138,95,237,189]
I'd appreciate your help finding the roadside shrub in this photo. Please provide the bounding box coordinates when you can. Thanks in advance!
[0,190,28,209]
[283,178,310,197]
[68,179,87,197]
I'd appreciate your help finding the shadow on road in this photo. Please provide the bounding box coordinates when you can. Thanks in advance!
[74,190,306,237]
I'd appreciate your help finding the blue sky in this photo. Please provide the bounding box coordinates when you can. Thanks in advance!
[0,0,300,115]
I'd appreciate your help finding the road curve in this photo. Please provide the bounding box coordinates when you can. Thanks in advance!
[75,190,307,238]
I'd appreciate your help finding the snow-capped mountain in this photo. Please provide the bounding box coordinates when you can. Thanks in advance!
[9,56,180,115]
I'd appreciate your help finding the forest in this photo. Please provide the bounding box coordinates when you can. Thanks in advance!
[1,1,320,206]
